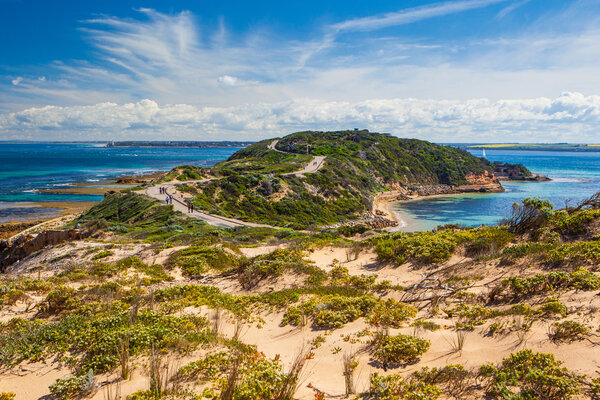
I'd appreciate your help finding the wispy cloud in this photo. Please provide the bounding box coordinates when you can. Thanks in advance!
[331,0,508,32]
[496,0,532,18]
[2,2,600,141]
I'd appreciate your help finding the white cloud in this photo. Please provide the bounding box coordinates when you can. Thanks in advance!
[331,0,507,33]
[217,75,237,86]
[1,93,599,142]
[2,4,600,142]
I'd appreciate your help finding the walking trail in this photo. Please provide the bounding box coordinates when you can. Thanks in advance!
[144,140,326,228]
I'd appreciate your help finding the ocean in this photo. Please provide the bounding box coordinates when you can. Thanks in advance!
[0,143,240,222]
[1,143,598,228]
[392,149,600,231]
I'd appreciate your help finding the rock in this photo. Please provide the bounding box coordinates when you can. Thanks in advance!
[0,229,90,272]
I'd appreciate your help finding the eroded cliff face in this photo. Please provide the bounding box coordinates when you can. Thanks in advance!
[383,171,504,198]
[458,170,504,193]
[0,229,90,272]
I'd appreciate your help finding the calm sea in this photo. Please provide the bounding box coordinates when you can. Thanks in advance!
[392,149,600,231]
[0,143,240,222]
[1,143,598,227]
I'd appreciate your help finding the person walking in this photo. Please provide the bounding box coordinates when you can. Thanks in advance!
[190,203,194,213]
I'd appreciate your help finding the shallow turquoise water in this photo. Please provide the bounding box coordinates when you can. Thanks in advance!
[0,143,240,222]
[392,150,600,231]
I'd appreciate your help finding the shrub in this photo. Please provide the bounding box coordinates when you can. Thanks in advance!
[172,351,233,381]
[547,241,600,265]
[549,321,589,342]
[490,268,600,301]
[92,249,113,260]
[167,245,238,276]
[465,227,514,257]
[238,249,323,289]
[411,320,441,331]
[363,373,441,400]
[413,364,472,398]
[368,299,417,328]
[0,393,16,400]
[43,286,81,313]
[372,333,430,365]
[375,230,461,265]
[281,294,379,329]
[49,370,95,400]
[480,349,584,400]
[540,297,568,317]
[503,197,554,234]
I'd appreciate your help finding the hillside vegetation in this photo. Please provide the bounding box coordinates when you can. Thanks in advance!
[2,191,600,399]
[188,130,497,229]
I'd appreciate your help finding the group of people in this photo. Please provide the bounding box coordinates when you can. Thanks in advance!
[160,186,175,204]
[186,202,194,213]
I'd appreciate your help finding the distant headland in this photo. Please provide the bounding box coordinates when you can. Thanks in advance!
[105,140,254,148]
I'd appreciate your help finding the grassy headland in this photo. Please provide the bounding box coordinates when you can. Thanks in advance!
[188,130,501,229]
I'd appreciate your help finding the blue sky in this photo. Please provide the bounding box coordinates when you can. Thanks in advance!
[2,0,600,142]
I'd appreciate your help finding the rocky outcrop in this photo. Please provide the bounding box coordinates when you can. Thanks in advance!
[493,162,550,181]
[407,171,504,196]
[0,229,90,272]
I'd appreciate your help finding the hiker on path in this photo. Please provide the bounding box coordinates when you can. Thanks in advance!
[190,203,194,213]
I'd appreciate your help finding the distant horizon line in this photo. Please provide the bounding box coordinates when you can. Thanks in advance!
[1,140,599,145]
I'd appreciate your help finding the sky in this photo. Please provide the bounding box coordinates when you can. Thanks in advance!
[1,0,600,142]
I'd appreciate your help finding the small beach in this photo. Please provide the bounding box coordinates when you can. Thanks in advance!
[390,148,600,231]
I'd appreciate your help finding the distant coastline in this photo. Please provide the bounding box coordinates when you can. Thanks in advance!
[462,143,600,152]
[106,140,254,148]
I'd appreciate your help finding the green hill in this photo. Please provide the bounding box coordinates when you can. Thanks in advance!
[184,130,499,229]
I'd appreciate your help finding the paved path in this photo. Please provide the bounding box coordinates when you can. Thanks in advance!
[144,140,327,228]
[145,184,274,229]
[268,140,326,176]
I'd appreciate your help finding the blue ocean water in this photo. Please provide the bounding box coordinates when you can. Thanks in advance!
[1,143,598,227]
[0,142,240,222]
[393,149,600,231]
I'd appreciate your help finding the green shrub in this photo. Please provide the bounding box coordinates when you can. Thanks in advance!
[0,393,16,400]
[502,242,555,259]
[238,248,323,289]
[480,349,584,400]
[372,333,431,365]
[92,249,113,260]
[172,351,233,381]
[552,209,600,235]
[411,320,441,331]
[465,227,514,256]
[368,299,417,327]
[49,370,94,400]
[363,373,441,400]
[375,230,462,265]
[168,245,238,276]
[43,286,81,313]
[549,321,589,342]
[281,294,378,329]
[490,268,600,301]
[413,364,472,398]
[540,297,568,317]
[547,241,600,265]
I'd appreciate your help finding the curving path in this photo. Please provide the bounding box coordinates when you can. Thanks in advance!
[144,139,327,228]
[267,140,326,176]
